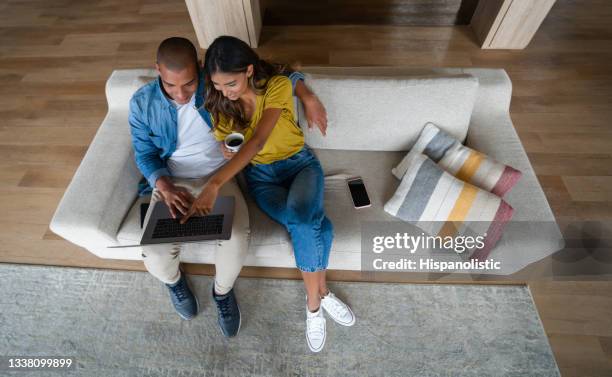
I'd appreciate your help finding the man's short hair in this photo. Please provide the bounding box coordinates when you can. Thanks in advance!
[156,37,198,71]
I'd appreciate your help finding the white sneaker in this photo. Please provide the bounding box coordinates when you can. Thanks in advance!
[306,306,326,353]
[320,291,356,326]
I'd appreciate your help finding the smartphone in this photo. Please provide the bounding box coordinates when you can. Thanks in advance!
[347,177,371,209]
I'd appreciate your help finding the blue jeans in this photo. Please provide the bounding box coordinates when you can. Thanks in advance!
[244,146,333,272]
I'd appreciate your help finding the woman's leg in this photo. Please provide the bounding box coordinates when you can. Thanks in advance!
[245,154,333,292]
[318,271,329,297]
[303,270,333,311]
[284,156,334,310]
[285,157,333,269]
[302,271,323,311]
[318,215,333,297]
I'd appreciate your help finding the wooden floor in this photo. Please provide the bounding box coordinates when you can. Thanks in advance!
[0,0,611,375]
[262,0,478,26]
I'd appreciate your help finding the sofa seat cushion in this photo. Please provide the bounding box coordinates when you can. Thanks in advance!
[244,147,563,274]
[114,146,563,274]
[243,148,407,255]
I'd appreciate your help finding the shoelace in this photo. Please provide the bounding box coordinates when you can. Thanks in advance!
[323,295,349,317]
[307,316,325,340]
[170,279,188,302]
[217,296,233,318]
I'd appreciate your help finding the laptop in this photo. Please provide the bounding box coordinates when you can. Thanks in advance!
[109,196,235,248]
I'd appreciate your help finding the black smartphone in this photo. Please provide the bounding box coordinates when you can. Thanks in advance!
[347,177,371,209]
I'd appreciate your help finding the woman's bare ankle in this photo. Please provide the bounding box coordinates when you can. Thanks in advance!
[307,295,321,312]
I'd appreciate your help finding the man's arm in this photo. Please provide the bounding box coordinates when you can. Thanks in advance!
[128,97,193,218]
[287,71,328,136]
[128,97,170,188]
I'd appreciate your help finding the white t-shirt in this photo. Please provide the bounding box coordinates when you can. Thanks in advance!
[167,95,226,179]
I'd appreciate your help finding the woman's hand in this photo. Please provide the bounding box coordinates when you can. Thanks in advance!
[183,107,281,225]
[221,143,236,160]
[180,181,220,224]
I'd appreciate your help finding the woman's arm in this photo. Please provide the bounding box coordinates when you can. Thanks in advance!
[180,108,282,223]
[210,107,281,188]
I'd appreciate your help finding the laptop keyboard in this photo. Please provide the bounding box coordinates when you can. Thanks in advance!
[152,214,224,239]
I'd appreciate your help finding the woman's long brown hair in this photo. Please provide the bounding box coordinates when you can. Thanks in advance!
[203,36,285,131]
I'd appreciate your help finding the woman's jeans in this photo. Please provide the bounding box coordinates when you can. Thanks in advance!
[244,146,333,272]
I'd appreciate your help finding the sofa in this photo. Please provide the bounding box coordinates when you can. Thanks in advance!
[50,67,565,275]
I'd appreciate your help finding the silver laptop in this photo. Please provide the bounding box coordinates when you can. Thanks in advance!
[109,196,234,248]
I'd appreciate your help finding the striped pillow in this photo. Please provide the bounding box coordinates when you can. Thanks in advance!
[392,122,522,197]
[385,153,514,260]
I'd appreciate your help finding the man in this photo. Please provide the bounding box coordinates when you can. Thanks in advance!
[128,37,327,337]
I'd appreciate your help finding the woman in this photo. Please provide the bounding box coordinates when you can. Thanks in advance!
[182,36,355,352]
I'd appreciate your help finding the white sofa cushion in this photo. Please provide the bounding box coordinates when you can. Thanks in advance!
[298,73,479,151]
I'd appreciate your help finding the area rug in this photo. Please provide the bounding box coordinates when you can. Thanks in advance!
[0,264,559,376]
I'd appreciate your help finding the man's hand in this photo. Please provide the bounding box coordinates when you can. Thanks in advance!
[180,181,220,224]
[155,176,195,219]
[302,93,328,136]
[295,80,328,136]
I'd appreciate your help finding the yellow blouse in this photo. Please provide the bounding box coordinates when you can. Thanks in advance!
[213,75,304,165]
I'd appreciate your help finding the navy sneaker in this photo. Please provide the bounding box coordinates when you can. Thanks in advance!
[165,273,199,320]
[212,286,241,337]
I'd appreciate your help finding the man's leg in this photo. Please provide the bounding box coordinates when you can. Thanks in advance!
[177,176,250,337]
[172,176,250,293]
[213,177,250,295]
[140,184,198,320]
[141,189,181,284]
[211,177,250,337]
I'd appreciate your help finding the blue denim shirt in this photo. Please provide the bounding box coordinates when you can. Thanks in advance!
[128,69,306,194]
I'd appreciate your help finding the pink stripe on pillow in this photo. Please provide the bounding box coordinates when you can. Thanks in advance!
[394,123,523,197]
[470,200,514,261]
[491,166,523,197]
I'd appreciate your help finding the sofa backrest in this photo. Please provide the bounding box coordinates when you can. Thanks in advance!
[297,72,479,152]
[106,69,157,112]
[105,69,479,154]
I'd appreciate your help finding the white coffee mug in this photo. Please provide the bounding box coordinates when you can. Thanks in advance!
[224,132,245,153]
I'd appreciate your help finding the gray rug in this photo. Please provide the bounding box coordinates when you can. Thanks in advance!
[0,264,559,377]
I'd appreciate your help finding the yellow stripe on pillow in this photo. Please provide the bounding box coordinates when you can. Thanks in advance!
[456,150,484,183]
[448,183,479,221]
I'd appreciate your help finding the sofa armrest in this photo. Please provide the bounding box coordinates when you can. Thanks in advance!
[466,111,557,221]
[50,110,140,253]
